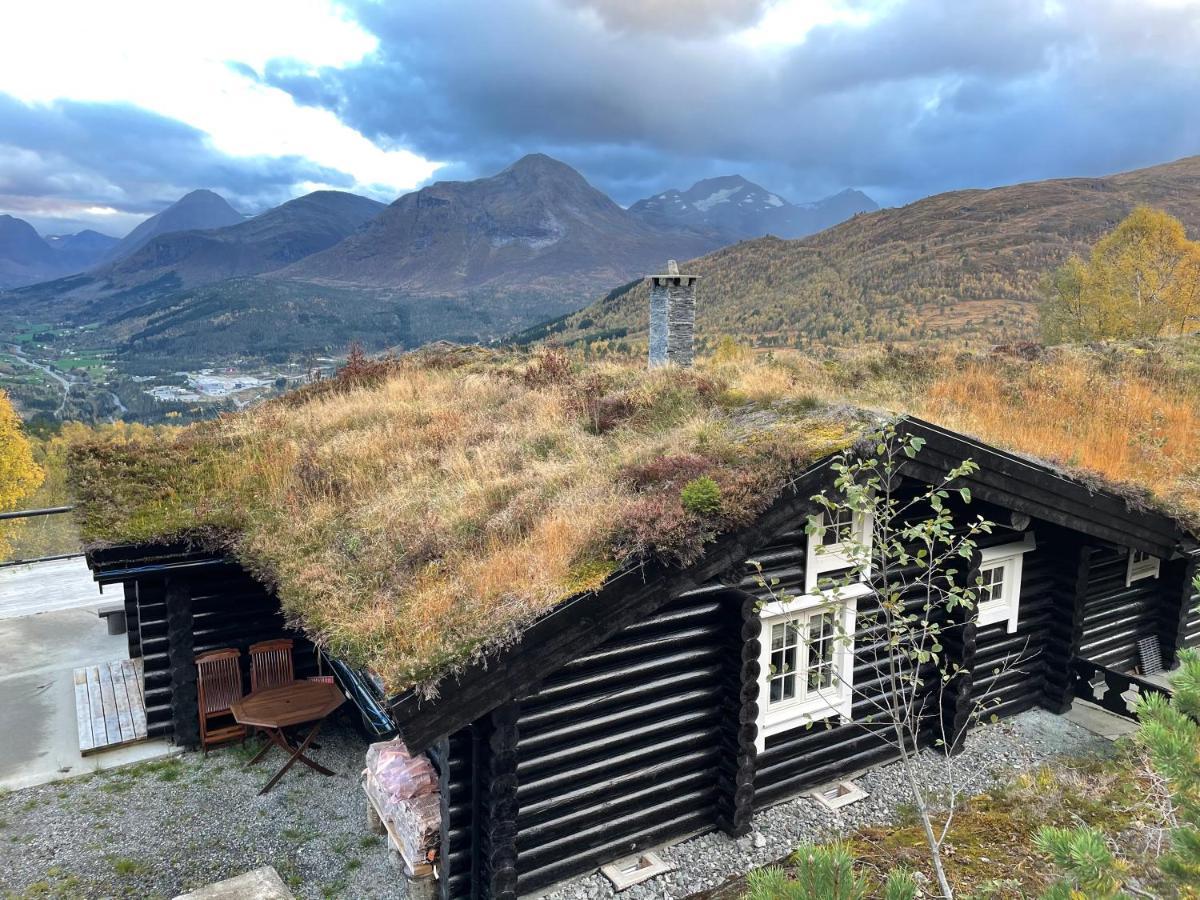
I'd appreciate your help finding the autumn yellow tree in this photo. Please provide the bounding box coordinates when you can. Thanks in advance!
[1041,206,1200,343]
[0,390,45,556]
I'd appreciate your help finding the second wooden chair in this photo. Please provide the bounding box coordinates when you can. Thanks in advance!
[249,638,295,692]
[196,648,247,752]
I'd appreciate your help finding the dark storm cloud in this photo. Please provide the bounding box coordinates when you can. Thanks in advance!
[0,94,355,234]
[269,0,1200,206]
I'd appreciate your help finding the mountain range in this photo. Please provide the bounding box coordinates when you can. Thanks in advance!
[0,154,875,365]
[628,175,877,240]
[536,155,1200,349]
[279,154,720,294]
[102,189,244,264]
[0,216,117,289]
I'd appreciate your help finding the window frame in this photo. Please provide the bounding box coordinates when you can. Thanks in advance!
[976,533,1036,633]
[756,583,868,751]
[1126,549,1160,586]
[805,507,872,594]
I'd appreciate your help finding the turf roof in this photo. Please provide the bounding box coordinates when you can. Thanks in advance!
[69,338,1200,694]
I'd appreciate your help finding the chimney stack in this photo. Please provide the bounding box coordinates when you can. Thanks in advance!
[647,259,700,369]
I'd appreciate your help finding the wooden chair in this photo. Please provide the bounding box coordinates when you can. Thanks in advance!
[195,648,247,752]
[249,638,295,692]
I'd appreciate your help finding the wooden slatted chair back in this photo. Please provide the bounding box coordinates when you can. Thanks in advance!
[250,638,295,692]
[195,648,246,751]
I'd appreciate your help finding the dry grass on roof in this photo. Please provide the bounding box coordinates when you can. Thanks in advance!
[69,347,874,693]
[68,337,1200,694]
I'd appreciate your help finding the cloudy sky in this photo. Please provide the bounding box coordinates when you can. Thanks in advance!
[2,0,1198,235]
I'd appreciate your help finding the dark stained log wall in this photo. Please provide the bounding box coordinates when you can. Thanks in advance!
[969,528,1072,723]
[715,591,762,837]
[1160,556,1199,665]
[122,581,140,660]
[165,579,198,748]
[120,566,316,746]
[1184,577,1200,651]
[1080,547,1174,672]
[133,576,173,739]
[1041,538,1092,714]
[510,587,732,895]
[434,727,480,900]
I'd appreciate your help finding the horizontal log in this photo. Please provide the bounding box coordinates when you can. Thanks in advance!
[518,665,722,727]
[516,708,722,779]
[517,747,716,824]
[517,687,719,753]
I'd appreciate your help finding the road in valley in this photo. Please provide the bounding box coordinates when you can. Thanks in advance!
[3,345,73,416]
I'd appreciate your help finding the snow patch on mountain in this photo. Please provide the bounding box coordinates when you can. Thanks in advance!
[694,187,741,212]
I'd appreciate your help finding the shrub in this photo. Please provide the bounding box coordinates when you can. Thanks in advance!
[623,454,711,490]
[680,475,722,515]
[1035,826,1129,899]
[744,844,916,900]
[523,347,573,386]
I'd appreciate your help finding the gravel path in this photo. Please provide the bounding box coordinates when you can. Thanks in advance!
[0,719,407,900]
[542,708,1115,900]
[0,707,1112,900]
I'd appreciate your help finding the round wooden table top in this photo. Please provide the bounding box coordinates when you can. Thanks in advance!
[230,680,345,729]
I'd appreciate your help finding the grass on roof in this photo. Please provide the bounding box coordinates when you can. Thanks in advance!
[68,337,1200,695]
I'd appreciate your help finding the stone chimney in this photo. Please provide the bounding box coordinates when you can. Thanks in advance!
[647,260,700,369]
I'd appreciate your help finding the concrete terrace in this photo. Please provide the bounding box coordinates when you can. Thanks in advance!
[0,556,174,790]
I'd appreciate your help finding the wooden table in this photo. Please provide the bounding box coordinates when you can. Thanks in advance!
[230,680,345,795]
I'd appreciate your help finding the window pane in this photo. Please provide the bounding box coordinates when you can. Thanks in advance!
[769,618,800,705]
[980,565,1005,604]
[822,508,851,546]
[807,611,836,692]
[781,645,797,699]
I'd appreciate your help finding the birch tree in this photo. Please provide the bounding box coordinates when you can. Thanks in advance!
[752,425,1009,899]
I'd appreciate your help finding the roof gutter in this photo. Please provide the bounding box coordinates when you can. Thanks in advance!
[324,654,397,737]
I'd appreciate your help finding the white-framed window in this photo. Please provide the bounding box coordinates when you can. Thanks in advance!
[976,534,1036,633]
[805,508,872,594]
[756,583,867,751]
[1126,549,1160,585]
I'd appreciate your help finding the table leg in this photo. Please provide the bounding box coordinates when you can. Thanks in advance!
[258,719,334,795]
[245,728,290,767]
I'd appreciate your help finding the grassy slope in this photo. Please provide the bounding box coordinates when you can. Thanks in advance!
[546,156,1200,349]
[67,337,1200,694]
[707,748,1175,899]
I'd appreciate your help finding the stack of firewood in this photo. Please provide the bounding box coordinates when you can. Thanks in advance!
[364,739,441,876]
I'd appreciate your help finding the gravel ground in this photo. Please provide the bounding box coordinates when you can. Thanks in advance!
[0,717,406,900]
[542,708,1115,900]
[0,707,1112,900]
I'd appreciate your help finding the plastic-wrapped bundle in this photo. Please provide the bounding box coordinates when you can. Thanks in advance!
[364,738,441,874]
[366,738,438,802]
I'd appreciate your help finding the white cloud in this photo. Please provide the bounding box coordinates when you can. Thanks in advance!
[0,0,440,201]
[734,0,878,48]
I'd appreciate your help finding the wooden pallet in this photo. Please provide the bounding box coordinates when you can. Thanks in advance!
[74,658,148,754]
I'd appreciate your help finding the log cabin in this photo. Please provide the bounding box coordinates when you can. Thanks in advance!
[72,290,1200,898]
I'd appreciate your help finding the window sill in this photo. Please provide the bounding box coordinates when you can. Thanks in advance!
[758,694,850,751]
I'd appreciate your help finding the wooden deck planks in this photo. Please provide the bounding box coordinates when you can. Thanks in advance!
[74,668,95,753]
[107,661,135,743]
[73,659,149,755]
[123,659,148,739]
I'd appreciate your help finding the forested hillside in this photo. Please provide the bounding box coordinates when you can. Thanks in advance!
[541,156,1200,349]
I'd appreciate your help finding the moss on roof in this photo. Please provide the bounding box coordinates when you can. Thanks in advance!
[69,337,1200,694]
